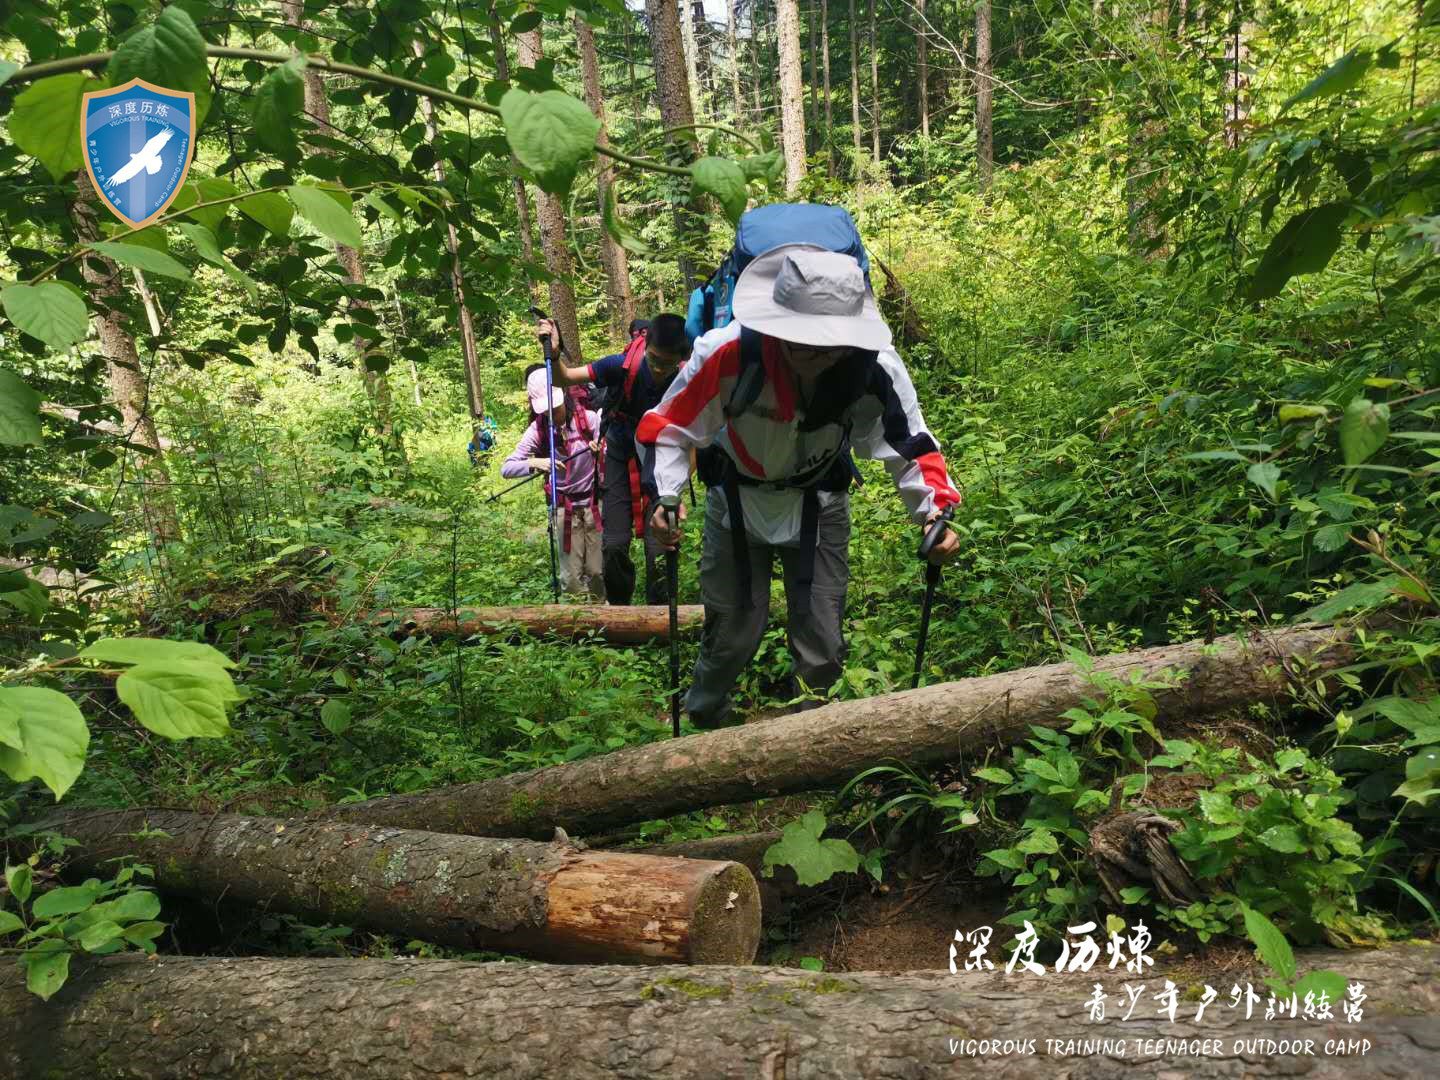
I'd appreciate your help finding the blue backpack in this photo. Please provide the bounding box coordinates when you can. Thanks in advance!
[685,203,871,346]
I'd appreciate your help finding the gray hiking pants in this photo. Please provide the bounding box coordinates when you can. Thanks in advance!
[685,487,850,726]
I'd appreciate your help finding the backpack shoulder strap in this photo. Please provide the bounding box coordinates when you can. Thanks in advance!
[724,327,767,421]
[620,330,647,404]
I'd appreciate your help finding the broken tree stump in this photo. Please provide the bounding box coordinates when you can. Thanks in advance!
[370,603,705,643]
[39,809,760,966]
[320,623,1359,840]
[2,946,1434,1079]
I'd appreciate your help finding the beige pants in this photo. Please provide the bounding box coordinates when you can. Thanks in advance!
[560,505,604,600]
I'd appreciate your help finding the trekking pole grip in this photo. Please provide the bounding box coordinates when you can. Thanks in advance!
[917,506,954,561]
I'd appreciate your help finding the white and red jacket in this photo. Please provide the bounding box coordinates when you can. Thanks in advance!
[635,322,960,545]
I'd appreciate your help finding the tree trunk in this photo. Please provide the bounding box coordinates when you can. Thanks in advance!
[869,0,881,162]
[776,0,809,192]
[976,0,994,196]
[727,0,745,127]
[646,0,708,290]
[517,27,585,369]
[387,287,423,409]
[69,186,180,544]
[370,603,706,643]
[807,1,820,147]
[324,623,1361,840]
[6,948,1435,1079]
[849,0,864,172]
[412,39,483,432]
[41,809,760,966]
[821,0,834,164]
[132,270,163,336]
[918,0,929,138]
[1223,3,1251,149]
[679,0,705,120]
[282,0,399,458]
[488,7,541,302]
[577,16,636,345]
[691,0,715,112]
[750,0,763,122]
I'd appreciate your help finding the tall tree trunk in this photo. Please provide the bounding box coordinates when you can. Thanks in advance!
[577,16,636,345]
[6,948,1431,1080]
[44,808,760,966]
[727,0,745,127]
[412,40,484,433]
[69,186,180,544]
[283,0,399,458]
[691,0,715,111]
[807,1,820,148]
[917,0,929,138]
[488,7,541,304]
[776,0,809,192]
[646,0,708,289]
[821,0,834,164]
[849,0,864,172]
[516,27,585,368]
[324,623,1360,840]
[750,0,763,122]
[869,0,881,163]
[679,0,705,120]
[388,287,423,409]
[976,0,994,197]
[1223,2,1251,149]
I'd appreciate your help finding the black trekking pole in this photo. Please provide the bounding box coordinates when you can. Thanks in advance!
[484,447,590,504]
[659,494,682,737]
[911,507,954,690]
[531,307,562,603]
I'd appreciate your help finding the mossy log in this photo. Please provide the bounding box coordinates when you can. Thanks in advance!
[370,603,705,643]
[40,809,760,966]
[2,946,1435,1079]
[323,623,1360,840]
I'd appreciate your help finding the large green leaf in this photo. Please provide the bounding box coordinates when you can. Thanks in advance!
[107,5,211,128]
[499,89,599,196]
[0,686,90,800]
[10,74,98,181]
[691,157,748,225]
[22,940,71,1001]
[1300,578,1397,622]
[236,192,293,237]
[0,695,23,751]
[288,184,363,249]
[171,177,239,233]
[761,810,861,886]
[1246,203,1350,301]
[0,368,44,447]
[85,241,191,282]
[32,881,101,919]
[1339,397,1389,466]
[1285,49,1372,110]
[115,662,239,739]
[1241,903,1296,981]
[1246,461,1280,501]
[0,283,90,351]
[80,637,235,670]
[252,56,306,156]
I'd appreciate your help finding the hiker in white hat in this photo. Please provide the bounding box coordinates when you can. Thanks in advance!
[634,243,961,728]
[499,367,604,598]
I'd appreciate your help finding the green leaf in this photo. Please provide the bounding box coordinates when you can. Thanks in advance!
[171,177,239,233]
[107,5,211,128]
[252,56,306,155]
[237,192,293,237]
[319,699,352,735]
[120,920,165,950]
[1198,790,1240,825]
[1241,902,1296,981]
[510,11,543,34]
[77,919,125,952]
[1294,969,1348,1007]
[115,662,239,739]
[0,910,23,935]
[85,241,191,282]
[981,847,1026,871]
[22,940,71,1000]
[1,283,90,351]
[0,61,17,89]
[499,88,599,196]
[761,810,861,886]
[0,686,89,800]
[1016,828,1059,855]
[1300,578,1397,622]
[1339,398,1389,466]
[602,185,650,256]
[174,223,259,299]
[99,889,162,924]
[364,192,403,224]
[1274,748,1308,772]
[974,767,1014,784]
[0,696,22,753]
[10,74,98,181]
[691,157,748,225]
[80,638,235,669]
[1258,824,1306,853]
[32,882,101,918]
[0,368,44,447]
[6,864,33,904]
[288,184,363,250]
[1246,203,1350,301]
[1279,404,1329,424]
[1285,49,1373,109]
[1247,461,1281,500]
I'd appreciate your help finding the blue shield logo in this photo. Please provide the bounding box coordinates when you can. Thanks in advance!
[82,79,196,229]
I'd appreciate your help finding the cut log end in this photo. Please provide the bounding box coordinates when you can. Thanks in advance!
[686,861,762,966]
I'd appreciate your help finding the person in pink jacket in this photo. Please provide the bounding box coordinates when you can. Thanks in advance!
[501,368,603,599]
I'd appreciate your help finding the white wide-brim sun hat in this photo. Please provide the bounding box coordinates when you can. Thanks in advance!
[731,242,892,352]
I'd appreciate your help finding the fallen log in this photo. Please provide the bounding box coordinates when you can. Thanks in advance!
[322,622,1359,839]
[370,603,705,643]
[3,946,1434,1079]
[40,809,759,965]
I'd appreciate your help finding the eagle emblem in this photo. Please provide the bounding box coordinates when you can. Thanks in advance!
[82,79,195,229]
